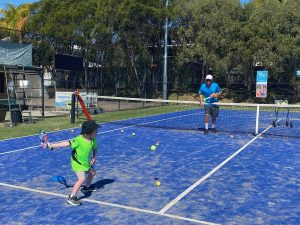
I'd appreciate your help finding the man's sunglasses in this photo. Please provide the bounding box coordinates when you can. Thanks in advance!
[206,79,212,81]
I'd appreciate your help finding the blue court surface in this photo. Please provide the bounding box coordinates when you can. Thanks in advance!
[0,108,299,225]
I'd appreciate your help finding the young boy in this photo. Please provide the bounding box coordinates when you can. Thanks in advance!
[46,120,99,206]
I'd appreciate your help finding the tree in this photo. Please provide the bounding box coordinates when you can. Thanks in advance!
[0,3,34,43]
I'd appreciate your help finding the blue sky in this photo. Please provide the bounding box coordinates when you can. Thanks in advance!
[240,0,252,3]
[0,0,38,8]
[0,0,252,9]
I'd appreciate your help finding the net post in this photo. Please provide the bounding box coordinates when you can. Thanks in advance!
[255,105,260,135]
[70,93,76,123]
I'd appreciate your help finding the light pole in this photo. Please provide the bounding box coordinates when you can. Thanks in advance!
[163,0,169,101]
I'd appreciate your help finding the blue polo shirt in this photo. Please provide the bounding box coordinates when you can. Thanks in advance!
[198,82,221,104]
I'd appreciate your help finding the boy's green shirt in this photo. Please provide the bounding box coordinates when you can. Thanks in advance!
[70,135,97,172]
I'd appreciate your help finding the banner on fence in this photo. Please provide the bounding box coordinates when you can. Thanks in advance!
[256,70,268,98]
[55,91,97,110]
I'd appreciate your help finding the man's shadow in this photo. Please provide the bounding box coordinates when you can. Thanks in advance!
[80,179,115,199]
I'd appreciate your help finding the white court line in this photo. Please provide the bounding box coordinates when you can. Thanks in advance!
[0,111,200,155]
[0,127,75,142]
[0,182,219,225]
[97,111,200,134]
[0,106,201,142]
[159,125,274,214]
[0,145,41,155]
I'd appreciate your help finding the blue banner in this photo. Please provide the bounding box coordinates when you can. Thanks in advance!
[256,70,268,98]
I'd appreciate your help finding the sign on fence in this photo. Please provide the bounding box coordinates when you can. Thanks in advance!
[256,70,268,98]
[55,91,97,110]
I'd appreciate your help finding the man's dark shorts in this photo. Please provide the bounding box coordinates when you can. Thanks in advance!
[204,105,219,118]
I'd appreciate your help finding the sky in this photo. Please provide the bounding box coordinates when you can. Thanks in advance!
[0,0,39,9]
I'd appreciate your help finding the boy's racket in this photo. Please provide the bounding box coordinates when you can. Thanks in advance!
[51,176,72,188]
[39,130,53,150]
[205,88,229,101]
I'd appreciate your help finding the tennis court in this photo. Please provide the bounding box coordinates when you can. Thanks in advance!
[0,99,299,225]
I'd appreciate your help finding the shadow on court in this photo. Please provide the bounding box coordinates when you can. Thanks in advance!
[80,179,115,199]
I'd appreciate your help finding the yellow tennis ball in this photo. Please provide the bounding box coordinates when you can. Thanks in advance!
[155,180,161,186]
[151,145,156,151]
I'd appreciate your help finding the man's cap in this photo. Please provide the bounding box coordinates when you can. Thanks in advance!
[81,120,100,134]
[206,74,213,80]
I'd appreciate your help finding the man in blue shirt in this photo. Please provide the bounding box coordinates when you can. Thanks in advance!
[198,74,221,134]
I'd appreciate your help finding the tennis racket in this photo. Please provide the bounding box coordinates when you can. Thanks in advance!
[51,176,72,188]
[205,88,229,101]
[286,108,293,128]
[272,107,280,127]
[39,129,53,150]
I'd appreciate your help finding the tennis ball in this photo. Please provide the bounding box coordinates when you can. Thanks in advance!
[71,129,74,132]
[230,135,234,138]
[132,132,136,136]
[121,130,124,133]
[151,145,156,151]
[155,180,161,186]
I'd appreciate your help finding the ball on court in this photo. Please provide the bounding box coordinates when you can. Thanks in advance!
[155,180,161,186]
[71,129,74,132]
[121,130,124,133]
[151,145,156,151]
[132,132,135,136]
[230,135,234,138]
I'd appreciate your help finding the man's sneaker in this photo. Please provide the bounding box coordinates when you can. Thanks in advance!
[81,185,96,193]
[211,128,217,133]
[204,129,209,134]
[67,195,82,206]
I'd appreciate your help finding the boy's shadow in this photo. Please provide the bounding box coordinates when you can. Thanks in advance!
[80,179,115,199]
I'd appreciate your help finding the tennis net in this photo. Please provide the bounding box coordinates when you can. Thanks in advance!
[86,95,300,138]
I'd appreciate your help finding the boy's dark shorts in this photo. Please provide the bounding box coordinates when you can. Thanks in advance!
[204,105,219,118]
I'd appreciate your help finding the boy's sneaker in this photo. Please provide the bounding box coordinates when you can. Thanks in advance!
[204,129,209,134]
[66,195,82,206]
[81,185,96,193]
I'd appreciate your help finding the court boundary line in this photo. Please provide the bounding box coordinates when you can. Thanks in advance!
[0,182,219,225]
[0,107,202,142]
[0,111,200,155]
[159,125,273,214]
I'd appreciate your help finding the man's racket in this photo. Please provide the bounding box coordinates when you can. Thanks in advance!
[205,88,229,101]
[39,130,53,150]
[286,108,293,128]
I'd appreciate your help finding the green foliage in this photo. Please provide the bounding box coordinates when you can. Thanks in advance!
[174,0,300,101]
[1,0,299,100]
